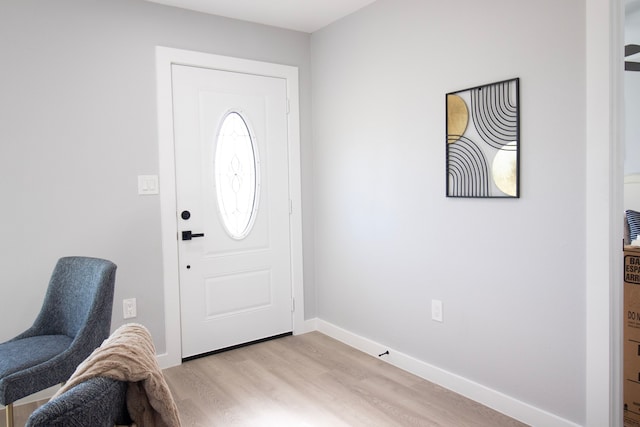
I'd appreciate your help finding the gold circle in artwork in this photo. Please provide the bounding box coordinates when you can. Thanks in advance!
[492,141,518,196]
[447,94,469,144]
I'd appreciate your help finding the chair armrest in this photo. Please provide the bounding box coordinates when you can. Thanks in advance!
[26,377,131,427]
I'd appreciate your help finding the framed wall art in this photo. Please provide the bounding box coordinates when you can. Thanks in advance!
[446,78,520,198]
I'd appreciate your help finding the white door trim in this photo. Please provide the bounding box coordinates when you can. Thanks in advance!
[155,46,304,368]
[585,0,624,425]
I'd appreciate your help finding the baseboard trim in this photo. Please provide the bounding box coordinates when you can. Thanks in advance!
[300,318,318,334]
[314,318,581,427]
[156,351,174,370]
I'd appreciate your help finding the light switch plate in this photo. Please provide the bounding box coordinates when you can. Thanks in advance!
[138,175,159,195]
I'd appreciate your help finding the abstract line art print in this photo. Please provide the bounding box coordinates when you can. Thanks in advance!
[446,78,520,198]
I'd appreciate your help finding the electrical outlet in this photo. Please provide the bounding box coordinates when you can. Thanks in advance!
[432,299,443,322]
[123,298,137,319]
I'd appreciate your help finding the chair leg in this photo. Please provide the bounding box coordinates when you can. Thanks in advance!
[5,403,13,427]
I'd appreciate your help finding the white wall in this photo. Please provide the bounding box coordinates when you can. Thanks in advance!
[627,7,640,174]
[626,72,640,174]
[311,0,586,424]
[0,0,314,353]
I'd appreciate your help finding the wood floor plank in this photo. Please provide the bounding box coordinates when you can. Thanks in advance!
[164,331,529,427]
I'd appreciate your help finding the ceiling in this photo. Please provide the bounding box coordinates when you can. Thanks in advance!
[145,0,377,33]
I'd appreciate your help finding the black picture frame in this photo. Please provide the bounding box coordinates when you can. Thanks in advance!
[446,78,520,198]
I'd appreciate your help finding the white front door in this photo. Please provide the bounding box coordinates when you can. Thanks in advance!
[171,64,293,359]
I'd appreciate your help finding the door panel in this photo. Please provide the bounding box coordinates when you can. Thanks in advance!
[171,64,292,358]
[204,269,272,317]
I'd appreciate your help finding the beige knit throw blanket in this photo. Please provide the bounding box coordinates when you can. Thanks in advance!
[54,323,181,427]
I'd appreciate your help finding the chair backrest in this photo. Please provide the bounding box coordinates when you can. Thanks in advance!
[32,257,117,340]
[0,257,117,407]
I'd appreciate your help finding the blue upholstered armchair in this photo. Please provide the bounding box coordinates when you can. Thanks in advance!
[0,257,117,427]
[25,376,131,427]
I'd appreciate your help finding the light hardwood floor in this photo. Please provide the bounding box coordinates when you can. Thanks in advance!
[2,331,528,426]
[163,332,528,426]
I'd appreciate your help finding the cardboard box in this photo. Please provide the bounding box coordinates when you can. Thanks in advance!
[625,246,640,426]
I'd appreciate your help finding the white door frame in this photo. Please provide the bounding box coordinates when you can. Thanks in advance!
[586,0,624,425]
[155,46,304,368]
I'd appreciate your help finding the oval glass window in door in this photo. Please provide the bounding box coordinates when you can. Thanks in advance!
[214,111,260,239]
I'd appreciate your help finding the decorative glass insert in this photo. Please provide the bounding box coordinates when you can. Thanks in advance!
[214,111,259,239]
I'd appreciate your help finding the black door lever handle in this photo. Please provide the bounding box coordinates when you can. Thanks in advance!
[182,230,204,241]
